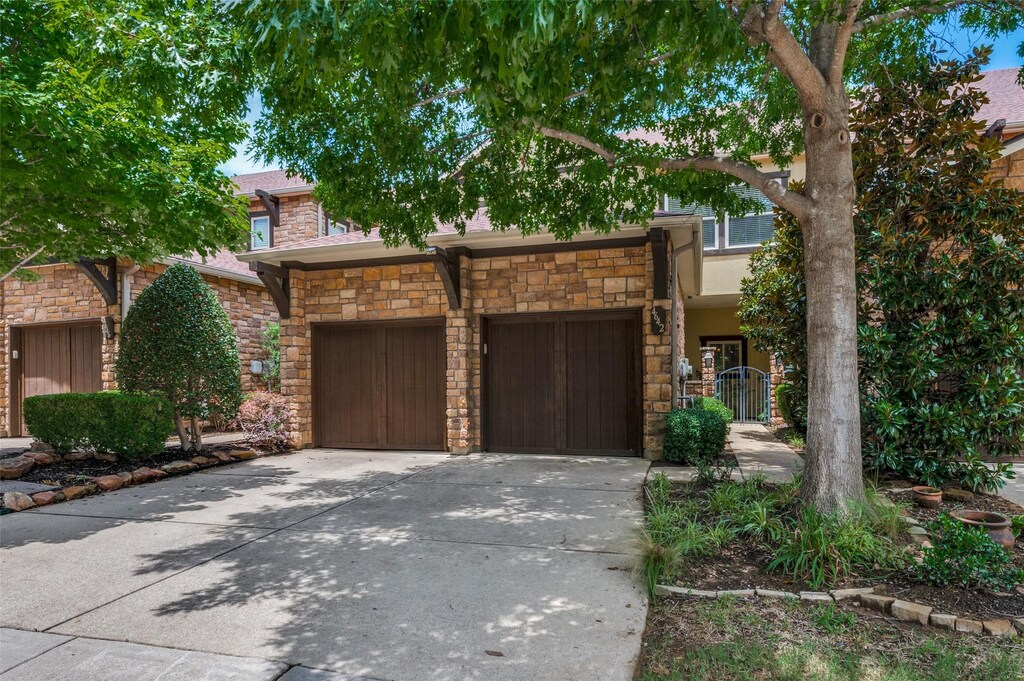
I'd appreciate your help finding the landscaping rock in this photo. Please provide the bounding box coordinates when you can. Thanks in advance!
[983,620,1016,637]
[62,484,97,500]
[209,451,234,463]
[29,440,54,454]
[24,451,55,465]
[954,618,983,634]
[655,585,718,598]
[161,461,198,475]
[191,456,212,465]
[755,588,798,600]
[716,589,756,597]
[830,587,875,602]
[94,475,125,492]
[130,467,163,484]
[230,449,260,461]
[903,517,920,526]
[942,487,974,502]
[860,594,895,613]
[1013,619,1024,635]
[65,451,92,462]
[0,456,35,480]
[31,491,60,507]
[799,591,833,602]
[929,613,957,630]
[94,452,118,463]
[2,491,36,511]
[891,600,932,625]
[117,472,133,485]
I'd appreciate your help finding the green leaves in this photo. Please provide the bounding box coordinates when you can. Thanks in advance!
[1,0,250,277]
[915,514,1023,591]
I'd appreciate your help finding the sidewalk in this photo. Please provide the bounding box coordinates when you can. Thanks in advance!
[652,422,803,483]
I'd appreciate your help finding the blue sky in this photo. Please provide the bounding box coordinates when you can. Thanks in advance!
[219,27,1024,177]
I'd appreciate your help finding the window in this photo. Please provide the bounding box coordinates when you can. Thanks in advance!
[703,338,744,374]
[702,217,718,250]
[724,185,775,248]
[324,214,354,236]
[250,215,270,250]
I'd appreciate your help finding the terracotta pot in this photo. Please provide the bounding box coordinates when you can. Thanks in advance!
[951,510,1015,550]
[911,486,942,510]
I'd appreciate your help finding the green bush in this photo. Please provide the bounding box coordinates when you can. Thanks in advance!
[23,392,173,457]
[693,396,733,424]
[116,263,243,450]
[663,408,728,465]
[914,514,1024,591]
[774,383,803,431]
[23,393,97,454]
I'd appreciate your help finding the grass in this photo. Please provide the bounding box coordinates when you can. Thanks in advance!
[640,596,1024,681]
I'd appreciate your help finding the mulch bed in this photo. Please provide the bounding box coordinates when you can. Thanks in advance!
[662,479,1024,622]
[16,443,244,488]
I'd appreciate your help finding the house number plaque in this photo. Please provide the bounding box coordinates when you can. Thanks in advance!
[651,305,667,335]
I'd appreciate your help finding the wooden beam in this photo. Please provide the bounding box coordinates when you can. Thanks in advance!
[983,118,1006,140]
[649,227,669,299]
[252,261,290,318]
[428,246,461,310]
[255,189,281,229]
[76,257,117,305]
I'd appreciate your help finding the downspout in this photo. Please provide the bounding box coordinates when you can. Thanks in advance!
[670,225,700,408]
[121,263,141,314]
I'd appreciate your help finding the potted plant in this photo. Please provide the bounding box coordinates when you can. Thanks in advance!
[911,486,942,510]
[950,510,1015,550]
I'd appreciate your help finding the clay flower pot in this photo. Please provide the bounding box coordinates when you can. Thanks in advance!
[911,486,942,509]
[951,510,1015,550]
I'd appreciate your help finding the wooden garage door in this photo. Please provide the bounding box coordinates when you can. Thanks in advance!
[313,321,445,450]
[12,322,103,436]
[485,311,640,456]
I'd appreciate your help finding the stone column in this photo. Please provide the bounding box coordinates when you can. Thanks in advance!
[280,269,312,448]
[769,352,785,426]
[445,254,475,454]
[700,346,717,398]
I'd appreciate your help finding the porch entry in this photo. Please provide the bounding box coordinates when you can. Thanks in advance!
[714,366,771,423]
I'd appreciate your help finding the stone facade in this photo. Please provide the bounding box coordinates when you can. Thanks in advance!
[0,262,276,437]
[250,194,322,246]
[990,147,1024,192]
[279,242,678,459]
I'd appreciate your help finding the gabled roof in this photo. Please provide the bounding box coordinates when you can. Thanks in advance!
[230,169,311,196]
[163,249,260,284]
[976,68,1024,126]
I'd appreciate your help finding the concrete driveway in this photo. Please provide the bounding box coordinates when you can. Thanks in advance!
[0,450,649,680]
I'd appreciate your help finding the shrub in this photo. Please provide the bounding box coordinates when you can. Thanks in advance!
[236,392,292,451]
[768,504,906,588]
[116,263,243,450]
[23,393,97,454]
[23,392,173,457]
[663,408,728,465]
[774,383,803,431]
[693,396,733,424]
[1013,515,1024,539]
[914,514,1024,591]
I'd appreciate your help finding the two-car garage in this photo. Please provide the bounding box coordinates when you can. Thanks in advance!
[311,310,642,456]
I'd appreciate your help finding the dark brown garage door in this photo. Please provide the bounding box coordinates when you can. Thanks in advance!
[484,311,641,456]
[313,321,445,450]
[10,322,103,436]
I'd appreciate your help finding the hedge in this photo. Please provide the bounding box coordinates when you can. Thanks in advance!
[663,408,729,465]
[692,396,733,424]
[23,392,174,457]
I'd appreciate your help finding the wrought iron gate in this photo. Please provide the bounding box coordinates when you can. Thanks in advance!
[714,366,771,423]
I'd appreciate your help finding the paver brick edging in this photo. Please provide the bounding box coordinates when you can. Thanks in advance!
[1,448,280,513]
[655,583,1020,638]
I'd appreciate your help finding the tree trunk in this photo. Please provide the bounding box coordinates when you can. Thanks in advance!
[174,413,192,451]
[799,93,865,516]
[190,417,203,450]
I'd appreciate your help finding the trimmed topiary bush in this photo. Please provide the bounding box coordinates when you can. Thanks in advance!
[693,396,733,424]
[236,392,292,451]
[23,392,173,457]
[23,393,97,454]
[116,263,243,450]
[663,408,728,465]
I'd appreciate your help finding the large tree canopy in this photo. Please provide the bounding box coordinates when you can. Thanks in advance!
[237,0,1022,515]
[0,0,251,279]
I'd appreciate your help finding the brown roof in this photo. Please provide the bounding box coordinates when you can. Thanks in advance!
[230,169,310,195]
[167,250,257,280]
[976,68,1024,125]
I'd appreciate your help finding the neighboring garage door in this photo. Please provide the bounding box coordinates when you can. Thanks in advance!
[313,321,446,450]
[484,311,641,456]
[11,322,103,436]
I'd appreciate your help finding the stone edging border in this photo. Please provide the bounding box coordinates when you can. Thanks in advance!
[1,445,270,513]
[654,584,1024,638]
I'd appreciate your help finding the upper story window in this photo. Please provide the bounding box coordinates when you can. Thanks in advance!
[250,215,271,250]
[324,213,355,236]
[667,174,787,253]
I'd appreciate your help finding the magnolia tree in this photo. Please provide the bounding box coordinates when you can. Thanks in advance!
[238,0,1023,515]
[741,54,1024,492]
[0,0,250,280]
[116,264,244,450]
